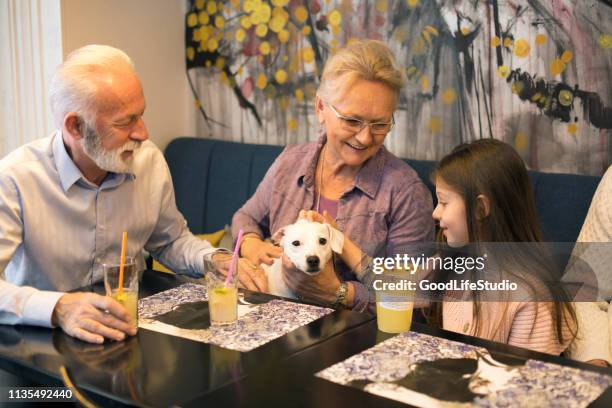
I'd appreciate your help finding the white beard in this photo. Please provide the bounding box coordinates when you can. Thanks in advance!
[81,123,141,173]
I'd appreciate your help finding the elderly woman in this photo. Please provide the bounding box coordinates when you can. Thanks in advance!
[232,40,434,312]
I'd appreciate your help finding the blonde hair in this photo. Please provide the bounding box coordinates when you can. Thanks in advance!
[49,44,136,127]
[317,39,406,105]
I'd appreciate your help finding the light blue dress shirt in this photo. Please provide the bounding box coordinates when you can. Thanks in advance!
[0,132,215,327]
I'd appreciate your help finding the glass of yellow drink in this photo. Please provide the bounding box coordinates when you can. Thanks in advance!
[205,258,238,327]
[103,256,139,331]
[110,289,138,326]
[376,267,415,334]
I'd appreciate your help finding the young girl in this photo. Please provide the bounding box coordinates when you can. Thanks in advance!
[429,139,576,355]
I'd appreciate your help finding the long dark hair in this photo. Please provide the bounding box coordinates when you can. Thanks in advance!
[429,139,576,345]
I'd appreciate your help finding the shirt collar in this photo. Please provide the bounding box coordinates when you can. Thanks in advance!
[53,130,84,192]
[52,130,135,191]
[354,145,386,199]
[298,130,387,199]
[300,133,326,188]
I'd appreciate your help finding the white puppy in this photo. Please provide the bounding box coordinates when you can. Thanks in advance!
[264,219,344,299]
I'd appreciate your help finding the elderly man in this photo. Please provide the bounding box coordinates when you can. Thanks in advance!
[0,44,266,344]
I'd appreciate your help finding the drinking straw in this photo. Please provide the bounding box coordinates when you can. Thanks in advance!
[225,229,244,286]
[118,231,128,295]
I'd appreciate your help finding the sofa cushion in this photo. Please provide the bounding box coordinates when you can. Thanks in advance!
[205,141,255,232]
[530,172,600,242]
[165,138,283,233]
[165,137,216,234]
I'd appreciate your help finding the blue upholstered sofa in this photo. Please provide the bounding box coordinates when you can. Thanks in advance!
[164,137,601,245]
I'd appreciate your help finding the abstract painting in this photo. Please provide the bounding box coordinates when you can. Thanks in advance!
[185,0,612,175]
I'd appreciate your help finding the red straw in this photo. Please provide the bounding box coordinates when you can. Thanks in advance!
[225,229,244,286]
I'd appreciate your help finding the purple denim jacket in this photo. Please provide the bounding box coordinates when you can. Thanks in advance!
[232,134,434,312]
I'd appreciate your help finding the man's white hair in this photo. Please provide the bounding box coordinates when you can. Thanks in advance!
[49,44,136,127]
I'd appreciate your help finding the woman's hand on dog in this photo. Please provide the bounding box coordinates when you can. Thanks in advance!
[240,235,283,266]
[299,210,338,229]
[587,359,611,367]
[281,254,341,305]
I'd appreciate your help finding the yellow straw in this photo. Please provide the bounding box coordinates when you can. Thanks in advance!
[118,231,127,295]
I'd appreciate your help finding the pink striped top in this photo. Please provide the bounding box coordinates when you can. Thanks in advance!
[443,301,572,355]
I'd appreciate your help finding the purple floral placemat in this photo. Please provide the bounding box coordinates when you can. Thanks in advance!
[138,283,333,352]
[316,331,612,407]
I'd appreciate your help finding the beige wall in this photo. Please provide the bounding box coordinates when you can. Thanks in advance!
[61,0,194,150]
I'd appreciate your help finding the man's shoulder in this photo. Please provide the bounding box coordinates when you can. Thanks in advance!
[136,140,166,166]
[135,140,163,159]
[133,140,169,175]
[0,136,54,178]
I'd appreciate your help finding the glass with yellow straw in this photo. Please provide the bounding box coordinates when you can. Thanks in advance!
[103,231,139,331]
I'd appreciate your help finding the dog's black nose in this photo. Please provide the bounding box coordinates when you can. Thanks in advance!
[306,256,320,269]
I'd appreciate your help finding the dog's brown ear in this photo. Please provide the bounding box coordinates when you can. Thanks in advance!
[325,224,344,254]
[271,227,286,245]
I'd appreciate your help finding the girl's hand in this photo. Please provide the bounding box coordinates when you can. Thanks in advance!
[587,359,611,367]
[299,209,338,229]
[239,235,282,266]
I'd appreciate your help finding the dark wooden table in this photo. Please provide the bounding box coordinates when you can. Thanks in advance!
[185,318,612,408]
[0,270,372,406]
[1,270,610,407]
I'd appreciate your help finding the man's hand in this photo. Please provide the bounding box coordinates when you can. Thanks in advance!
[52,292,137,344]
[281,254,340,304]
[211,252,269,292]
[239,235,282,266]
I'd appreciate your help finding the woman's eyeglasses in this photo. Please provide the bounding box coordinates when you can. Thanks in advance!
[326,103,394,135]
